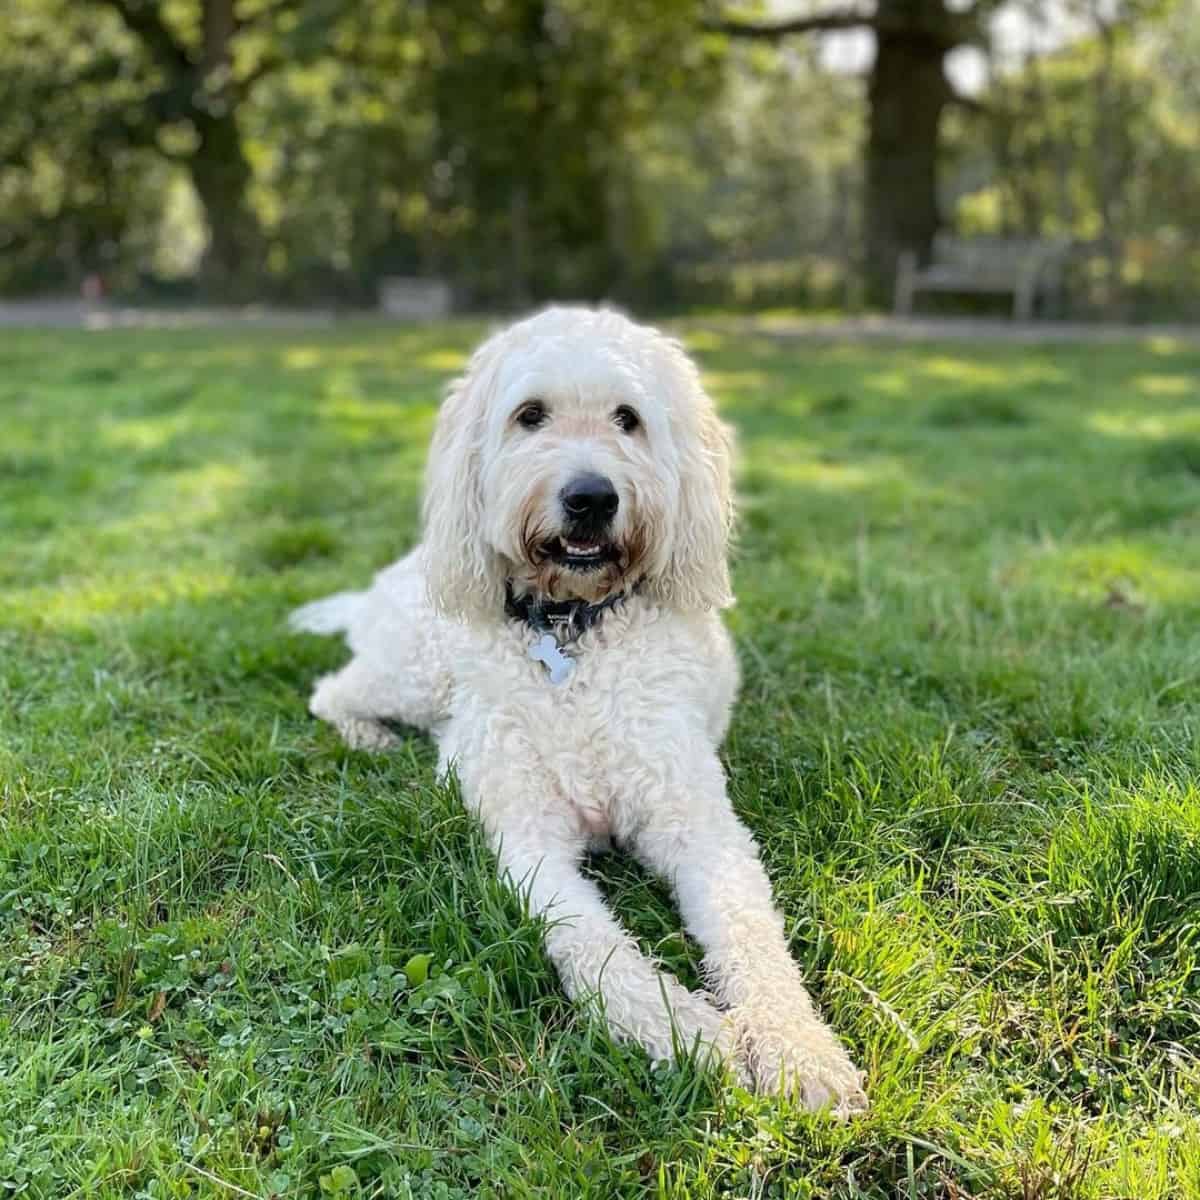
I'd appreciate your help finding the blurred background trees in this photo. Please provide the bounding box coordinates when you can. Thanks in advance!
[0,0,1196,316]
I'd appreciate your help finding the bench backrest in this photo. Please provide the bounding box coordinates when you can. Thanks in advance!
[932,235,1067,276]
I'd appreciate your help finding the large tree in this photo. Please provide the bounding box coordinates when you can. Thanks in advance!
[708,1,991,301]
[102,0,352,291]
[1,0,342,293]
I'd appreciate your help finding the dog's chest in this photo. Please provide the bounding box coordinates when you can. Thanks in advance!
[519,657,627,834]
[447,606,734,838]
[458,624,652,815]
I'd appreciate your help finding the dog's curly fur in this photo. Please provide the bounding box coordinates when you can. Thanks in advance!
[291,306,867,1114]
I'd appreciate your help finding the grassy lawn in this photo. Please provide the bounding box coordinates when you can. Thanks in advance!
[3,319,1200,1199]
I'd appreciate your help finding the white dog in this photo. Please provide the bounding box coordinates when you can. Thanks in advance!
[290,307,867,1114]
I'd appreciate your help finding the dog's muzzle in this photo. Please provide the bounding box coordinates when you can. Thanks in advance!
[548,473,620,571]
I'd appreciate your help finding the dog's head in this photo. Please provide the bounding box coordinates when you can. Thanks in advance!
[422,306,734,618]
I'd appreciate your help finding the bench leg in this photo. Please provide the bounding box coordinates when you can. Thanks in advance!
[1014,277,1036,321]
[894,251,917,316]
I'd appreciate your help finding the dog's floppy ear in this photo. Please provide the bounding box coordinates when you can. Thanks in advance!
[648,336,736,612]
[422,335,506,618]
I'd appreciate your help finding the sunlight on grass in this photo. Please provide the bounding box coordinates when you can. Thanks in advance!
[100,413,191,452]
[758,455,876,491]
[863,368,911,397]
[321,367,367,403]
[752,310,843,328]
[702,369,770,395]
[78,461,259,548]
[1089,411,1175,438]
[170,461,250,506]
[917,354,1069,389]
[415,349,468,371]
[316,394,407,419]
[283,347,325,370]
[862,350,1066,397]
[1089,409,1200,438]
[5,566,237,628]
[1134,373,1197,398]
[918,356,1015,387]
[1014,539,1200,605]
[681,330,729,353]
[314,403,437,446]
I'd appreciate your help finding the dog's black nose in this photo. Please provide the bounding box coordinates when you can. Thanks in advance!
[561,473,618,524]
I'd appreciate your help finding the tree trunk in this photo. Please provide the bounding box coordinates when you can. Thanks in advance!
[710,0,972,306]
[863,27,950,304]
[190,112,264,296]
[95,0,267,295]
[190,0,264,295]
[509,182,531,309]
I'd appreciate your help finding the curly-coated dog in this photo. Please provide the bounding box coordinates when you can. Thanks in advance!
[291,306,867,1114]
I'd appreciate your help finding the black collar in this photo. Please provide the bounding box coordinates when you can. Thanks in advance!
[505,580,637,641]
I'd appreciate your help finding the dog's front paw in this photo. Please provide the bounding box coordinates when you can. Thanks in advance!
[732,1009,868,1117]
[334,717,400,752]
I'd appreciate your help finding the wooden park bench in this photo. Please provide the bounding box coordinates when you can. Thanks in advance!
[894,235,1069,320]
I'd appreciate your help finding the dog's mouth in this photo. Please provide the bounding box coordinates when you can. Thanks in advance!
[540,536,620,572]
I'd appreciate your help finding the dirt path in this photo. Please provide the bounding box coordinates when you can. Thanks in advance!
[1,301,1198,345]
[685,313,1200,345]
[0,300,335,329]
[686,312,1200,345]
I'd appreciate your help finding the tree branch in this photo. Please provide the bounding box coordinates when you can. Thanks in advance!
[98,0,193,74]
[703,6,875,39]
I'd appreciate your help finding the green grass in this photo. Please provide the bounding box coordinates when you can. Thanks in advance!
[3,319,1200,1198]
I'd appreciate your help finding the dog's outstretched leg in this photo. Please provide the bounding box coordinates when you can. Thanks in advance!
[499,832,731,1068]
[629,749,868,1115]
[470,766,730,1071]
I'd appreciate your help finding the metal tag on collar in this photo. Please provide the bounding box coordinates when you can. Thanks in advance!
[544,604,580,631]
[529,633,575,685]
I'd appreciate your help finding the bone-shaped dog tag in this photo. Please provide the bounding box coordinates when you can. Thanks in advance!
[529,633,575,685]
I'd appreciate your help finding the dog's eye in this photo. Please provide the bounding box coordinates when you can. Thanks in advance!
[613,405,641,433]
[515,401,548,430]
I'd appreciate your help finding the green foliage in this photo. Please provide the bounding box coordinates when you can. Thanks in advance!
[4,321,1200,1195]
[2,0,1197,311]
[0,0,728,303]
[949,0,1200,318]
[0,0,166,290]
[636,42,864,310]
[417,0,721,302]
